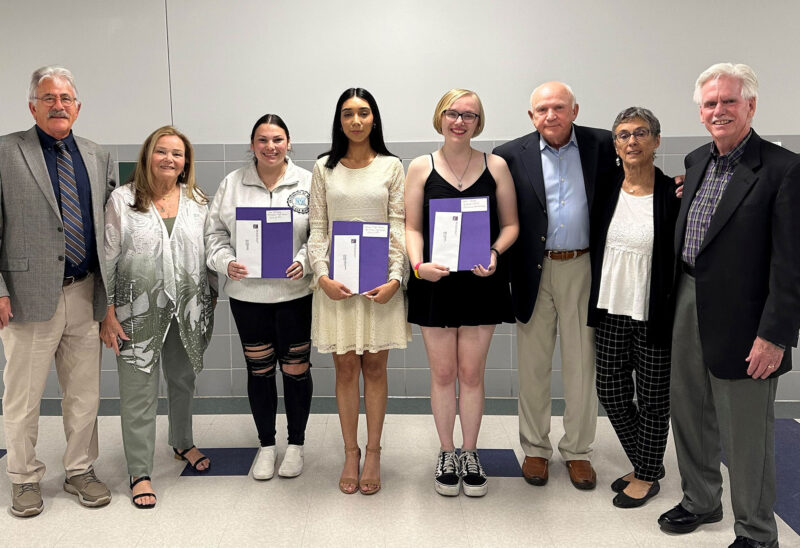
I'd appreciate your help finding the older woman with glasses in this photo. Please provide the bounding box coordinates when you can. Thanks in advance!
[588,107,680,508]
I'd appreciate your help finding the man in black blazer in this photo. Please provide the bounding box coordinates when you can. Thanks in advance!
[494,82,617,489]
[658,63,800,548]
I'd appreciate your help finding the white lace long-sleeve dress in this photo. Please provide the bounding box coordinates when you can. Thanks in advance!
[308,155,411,355]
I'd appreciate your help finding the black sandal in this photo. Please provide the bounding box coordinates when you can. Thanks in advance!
[173,446,210,472]
[129,476,156,509]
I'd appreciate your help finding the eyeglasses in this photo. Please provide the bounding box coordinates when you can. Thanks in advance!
[443,109,480,124]
[34,94,77,107]
[614,128,651,142]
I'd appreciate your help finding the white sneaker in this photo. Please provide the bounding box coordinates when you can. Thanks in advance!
[278,444,304,478]
[252,446,276,480]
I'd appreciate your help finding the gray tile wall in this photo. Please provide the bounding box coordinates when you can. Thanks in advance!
[1,136,798,404]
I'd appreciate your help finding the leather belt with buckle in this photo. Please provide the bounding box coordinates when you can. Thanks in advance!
[545,248,589,261]
[63,272,90,287]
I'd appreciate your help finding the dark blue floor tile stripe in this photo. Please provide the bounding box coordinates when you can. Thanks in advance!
[0,450,6,460]
[774,419,800,535]
[179,447,258,477]
[478,448,522,478]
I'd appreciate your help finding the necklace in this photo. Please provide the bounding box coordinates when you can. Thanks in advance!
[441,148,472,189]
[154,187,179,213]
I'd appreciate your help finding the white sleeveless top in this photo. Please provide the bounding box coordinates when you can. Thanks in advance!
[596,189,654,321]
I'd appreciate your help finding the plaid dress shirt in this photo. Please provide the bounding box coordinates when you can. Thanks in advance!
[681,131,752,266]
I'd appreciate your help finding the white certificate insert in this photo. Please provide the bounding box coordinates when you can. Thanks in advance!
[235,220,262,278]
[333,234,360,293]
[431,211,461,271]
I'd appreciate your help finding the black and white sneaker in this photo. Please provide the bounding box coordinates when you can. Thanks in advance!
[459,450,488,497]
[434,450,461,496]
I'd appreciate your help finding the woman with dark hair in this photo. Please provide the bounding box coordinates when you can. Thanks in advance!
[205,114,313,481]
[405,89,518,497]
[588,107,679,508]
[308,88,410,495]
[100,126,217,508]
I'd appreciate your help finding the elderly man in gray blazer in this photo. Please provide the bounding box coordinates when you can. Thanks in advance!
[0,66,115,517]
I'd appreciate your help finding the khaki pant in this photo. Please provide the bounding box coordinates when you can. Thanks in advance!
[1,275,101,483]
[118,318,197,477]
[516,253,597,461]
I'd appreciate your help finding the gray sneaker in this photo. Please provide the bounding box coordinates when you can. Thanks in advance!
[11,482,43,517]
[64,469,111,507]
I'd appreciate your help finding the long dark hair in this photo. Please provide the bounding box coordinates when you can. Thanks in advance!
[320,88,395,169]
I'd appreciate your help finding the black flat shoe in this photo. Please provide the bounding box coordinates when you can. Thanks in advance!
[612,480,660,508]
[611,465,665,493]
[658,503,723,534]
[729,536,775,548]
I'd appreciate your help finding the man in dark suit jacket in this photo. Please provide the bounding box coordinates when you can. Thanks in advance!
[494,82,617,490]
[658,63,800,548]
[0,66,115,517]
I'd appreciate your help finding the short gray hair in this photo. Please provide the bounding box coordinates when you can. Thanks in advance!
[693,63,758,105]
[612,107,661,137]
[28,66,79,104]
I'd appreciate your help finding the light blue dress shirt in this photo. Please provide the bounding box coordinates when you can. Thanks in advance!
[540,128,589,250]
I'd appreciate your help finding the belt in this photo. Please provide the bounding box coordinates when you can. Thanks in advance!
[681,261,696,277]
[545,248,589,261]
[63,272,90,287]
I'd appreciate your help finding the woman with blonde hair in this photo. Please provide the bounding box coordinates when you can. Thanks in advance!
[101,125,216,508]
[405,89,518,497]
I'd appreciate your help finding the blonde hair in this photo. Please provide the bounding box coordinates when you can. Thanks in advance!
[432,89,486,137]
[130,126,206,213]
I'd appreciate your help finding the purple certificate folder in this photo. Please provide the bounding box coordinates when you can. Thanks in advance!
[235,207,293,278]
[330,221,390,293]
[429,197,491,271]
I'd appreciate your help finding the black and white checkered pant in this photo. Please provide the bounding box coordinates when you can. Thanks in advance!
[595,313,671,482]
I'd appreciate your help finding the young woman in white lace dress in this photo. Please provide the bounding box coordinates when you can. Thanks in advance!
[308,88,410,495]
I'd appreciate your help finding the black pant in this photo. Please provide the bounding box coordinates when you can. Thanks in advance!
[230,295,313,446]
[595,313,671,482]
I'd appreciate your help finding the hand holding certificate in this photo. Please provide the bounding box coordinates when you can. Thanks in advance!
[329,221,390,297]
[235,207,294,278]
[429,197,491,272]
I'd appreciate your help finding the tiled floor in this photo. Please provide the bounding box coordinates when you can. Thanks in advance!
[0,414,797,548]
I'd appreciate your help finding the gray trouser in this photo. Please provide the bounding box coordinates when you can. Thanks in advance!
[118,318,197,477]
[671,273,778,545]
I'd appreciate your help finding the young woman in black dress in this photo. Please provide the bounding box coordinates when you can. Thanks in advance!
[405,89,518,497]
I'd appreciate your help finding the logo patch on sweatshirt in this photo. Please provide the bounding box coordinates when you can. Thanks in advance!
[287,190,309,214]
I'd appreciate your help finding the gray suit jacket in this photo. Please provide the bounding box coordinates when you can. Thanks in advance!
[0,126,116,323]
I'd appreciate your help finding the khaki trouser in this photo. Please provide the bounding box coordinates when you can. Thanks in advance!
[1,275,101,483]
[516,253,597,461]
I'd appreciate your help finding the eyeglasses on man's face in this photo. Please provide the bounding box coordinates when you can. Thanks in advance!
[35,94,77,107]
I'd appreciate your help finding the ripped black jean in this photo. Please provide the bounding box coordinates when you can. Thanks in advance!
[230,295,313,447]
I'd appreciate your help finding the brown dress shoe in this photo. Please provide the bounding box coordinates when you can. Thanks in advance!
[522,457,549,486]
[566,460,597,490]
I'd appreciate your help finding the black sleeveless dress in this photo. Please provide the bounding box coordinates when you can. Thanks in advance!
[407,155,513,327]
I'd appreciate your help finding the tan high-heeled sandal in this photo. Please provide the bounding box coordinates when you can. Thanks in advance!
[339,446,361,494]
[359,446,381,495]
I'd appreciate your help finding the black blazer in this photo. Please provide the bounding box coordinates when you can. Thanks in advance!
[675,131,800,379]
[588,167,680,345]
[494,125,619,323]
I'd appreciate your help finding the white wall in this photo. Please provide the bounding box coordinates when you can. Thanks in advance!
[2,0,799,144]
